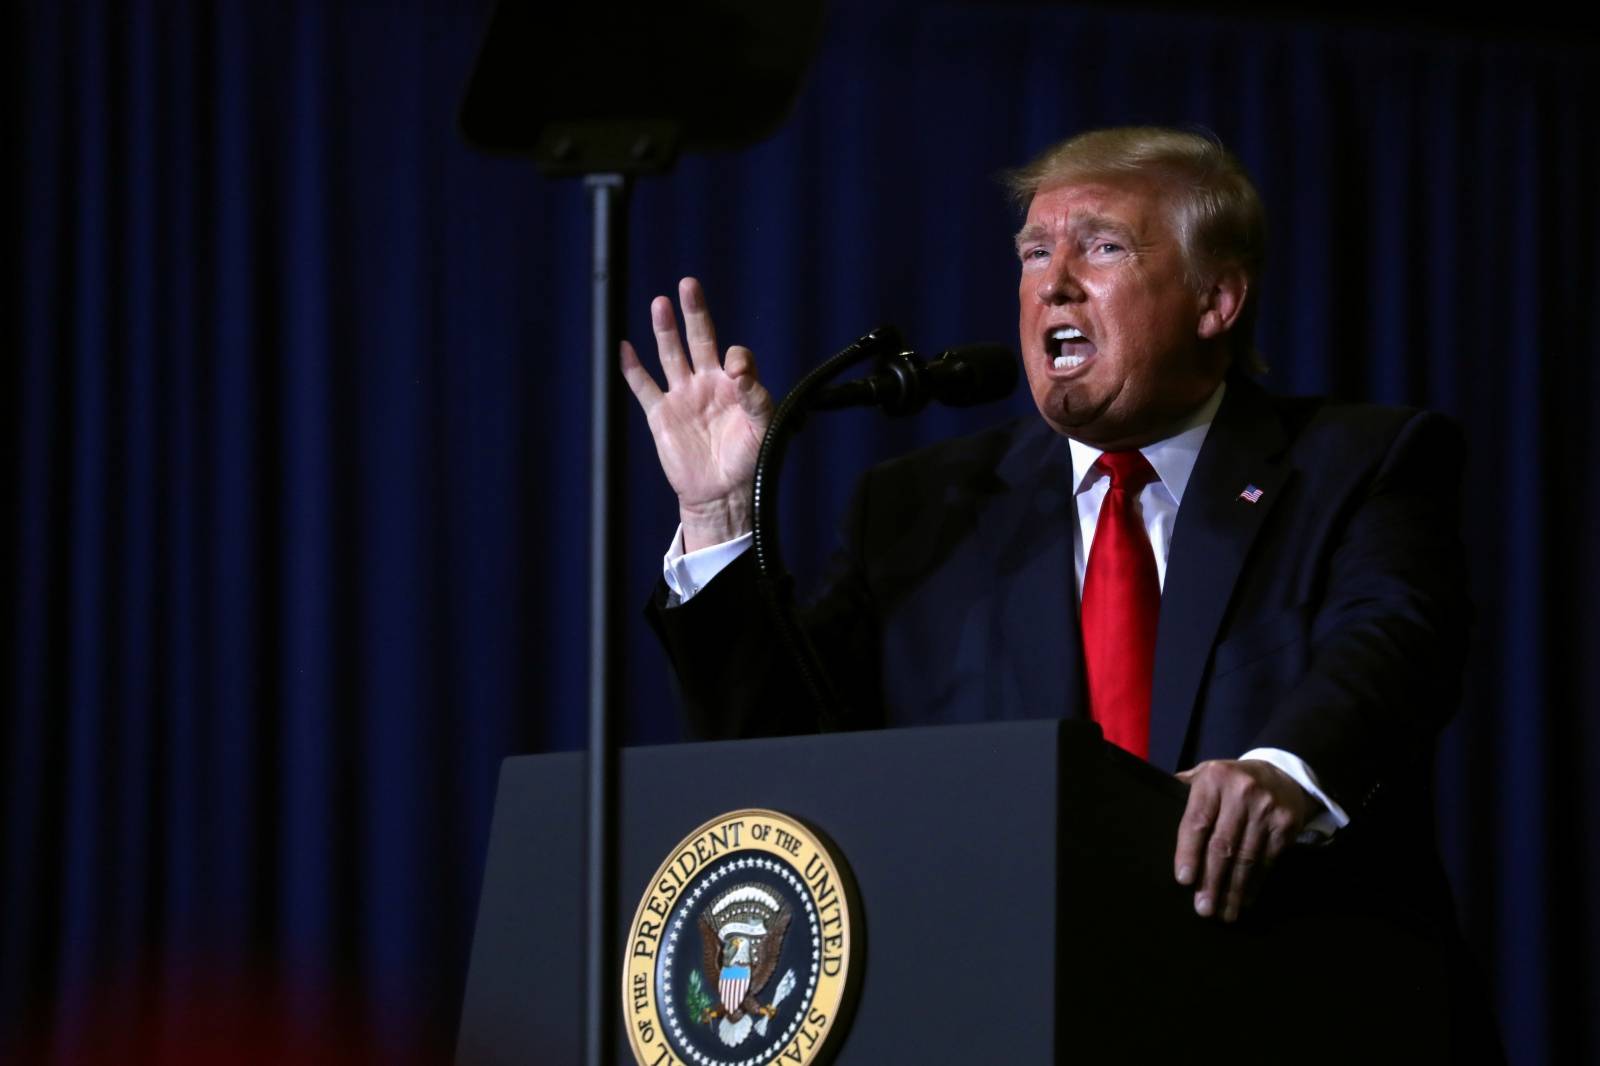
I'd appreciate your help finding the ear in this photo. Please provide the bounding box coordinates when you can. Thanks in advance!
[1196,267,1248,341]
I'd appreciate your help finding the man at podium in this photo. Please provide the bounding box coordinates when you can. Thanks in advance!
[620,126,1468,932]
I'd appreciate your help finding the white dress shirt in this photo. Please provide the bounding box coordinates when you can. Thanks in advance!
[663,382,1348,835]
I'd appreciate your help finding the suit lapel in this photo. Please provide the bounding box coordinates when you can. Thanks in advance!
[981,421,1084,722]
[1148,377,1291,771]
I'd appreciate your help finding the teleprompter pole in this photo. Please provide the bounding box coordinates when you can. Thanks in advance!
[458,9,825,1061]
[585,172,629,1066]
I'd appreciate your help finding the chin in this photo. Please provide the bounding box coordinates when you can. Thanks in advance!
[1034,388,1115,443]
[1028,396,1075,439]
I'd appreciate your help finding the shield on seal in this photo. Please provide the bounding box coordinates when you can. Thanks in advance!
[718,965,750,1013]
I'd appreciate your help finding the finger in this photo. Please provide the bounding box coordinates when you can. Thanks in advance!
[1222,811,1268,922]
[1197,790,1246,919]
[1240,797,1300,910]
[619,340,663,413]
[679,277,722,374]
[650,294,691,388]
[1173,774,1218,887]
[724,346,773,423]
[1262,807,1297,865]
[1249,807,1299,910]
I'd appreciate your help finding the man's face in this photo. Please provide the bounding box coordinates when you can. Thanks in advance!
[1015,179,1231,448]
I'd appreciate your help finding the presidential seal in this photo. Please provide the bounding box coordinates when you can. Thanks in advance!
[623,809,859,1066]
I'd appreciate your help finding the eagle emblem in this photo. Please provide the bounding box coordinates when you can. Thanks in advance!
[693,883,795,1047]
[623,810,858,1066]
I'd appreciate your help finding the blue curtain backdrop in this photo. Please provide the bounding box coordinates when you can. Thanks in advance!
[6,1,1598,1062]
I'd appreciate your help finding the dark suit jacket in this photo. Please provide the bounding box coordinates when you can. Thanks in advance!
[649,374,1492,1055]
[650,373,1470,918]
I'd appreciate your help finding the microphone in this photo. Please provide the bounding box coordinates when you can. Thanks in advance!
[810,344,1018,416]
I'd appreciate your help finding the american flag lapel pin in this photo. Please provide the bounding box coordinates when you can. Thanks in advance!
[1237,484,1264,504]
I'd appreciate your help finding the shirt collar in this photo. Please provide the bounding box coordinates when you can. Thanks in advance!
[1066,381,1226,505]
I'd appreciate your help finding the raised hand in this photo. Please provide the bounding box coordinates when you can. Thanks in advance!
[621,277,774,551]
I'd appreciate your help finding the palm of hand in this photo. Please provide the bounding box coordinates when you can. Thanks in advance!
[646,367,765,508]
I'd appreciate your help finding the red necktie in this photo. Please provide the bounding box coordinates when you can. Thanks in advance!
[1080,451,1160,758]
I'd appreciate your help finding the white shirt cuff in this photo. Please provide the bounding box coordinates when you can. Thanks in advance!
[662,525,753,604]
[1239,747,1351,841]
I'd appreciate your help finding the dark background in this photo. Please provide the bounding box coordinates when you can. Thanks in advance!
[6,1,1598,1063]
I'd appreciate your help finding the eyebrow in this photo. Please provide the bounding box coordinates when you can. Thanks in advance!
[1013,223,1049,252]
[1013,214,1137,253]
[1073,213,1135,241]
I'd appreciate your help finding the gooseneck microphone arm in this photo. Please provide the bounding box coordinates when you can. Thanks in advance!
[750,325,905,728]
[749,330,1018,725]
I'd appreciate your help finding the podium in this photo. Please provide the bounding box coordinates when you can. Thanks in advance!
[456,719,1454,1064]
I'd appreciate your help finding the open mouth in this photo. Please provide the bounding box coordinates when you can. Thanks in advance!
[1046,325,1096,370]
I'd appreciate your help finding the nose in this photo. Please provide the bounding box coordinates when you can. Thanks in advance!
[1036,251,1084,304]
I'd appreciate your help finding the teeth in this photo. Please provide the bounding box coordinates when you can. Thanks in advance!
[1053,354,1087,370]
[1050,326,1085,341]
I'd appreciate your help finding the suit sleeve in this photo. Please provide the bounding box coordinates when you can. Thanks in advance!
[1251,410,1471,815]
[646,474,888,740]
